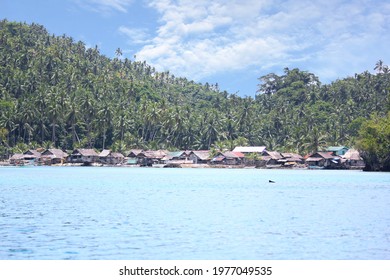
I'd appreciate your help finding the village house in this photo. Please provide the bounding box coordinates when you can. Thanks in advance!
[212,151,245,165]
[125,149,143,165]
[99,150,125,165]
[280,153,304,165]
[137,150,168,166]
[68,149,99,164]
[261,150,283,166]
[23,149,41,163]
[305,152,340,168]
[163,151,192,164]
[189,150,211,164]
[342,149,365,169]
[9,153,24,165]
[233,146,266,155]
[40,149,68,165]
[8,150,41,165]
[326,146,349,156]
[126,149,143,158]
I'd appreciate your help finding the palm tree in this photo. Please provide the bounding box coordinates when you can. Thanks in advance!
[97,101,113,150]
[374,60,385,73]
[66,97,81,148]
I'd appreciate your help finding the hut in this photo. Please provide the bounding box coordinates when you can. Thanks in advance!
[137,150,168,166]
[280,153,304,165]
[23,149,41,163]
[342,149,365,169]
[211,151,244,165]
[163,151,190,163]
[125,149,143,165]
[68,149,99,164]
[326,146,349,156]
[233,146,266,155]
[306,152,340,168]
[9,153,24,165]
[126,149,143,158]
[261,151,283,166]
[40,149,68,165]
[189,150,211,164]
[99,150,124,165]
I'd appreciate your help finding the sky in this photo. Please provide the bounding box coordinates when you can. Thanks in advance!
[1,0,390,96]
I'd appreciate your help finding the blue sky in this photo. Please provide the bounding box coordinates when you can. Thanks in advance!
[2,0,390,96]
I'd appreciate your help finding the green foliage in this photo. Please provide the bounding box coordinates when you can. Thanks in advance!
[0,20,389,158]
[357,113,390,171]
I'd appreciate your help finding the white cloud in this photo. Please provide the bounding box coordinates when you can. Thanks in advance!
[120,0,390,83]
[118,26,150,44]
[73,0,134,15]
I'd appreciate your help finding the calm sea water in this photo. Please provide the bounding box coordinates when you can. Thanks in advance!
[0,167,389,260]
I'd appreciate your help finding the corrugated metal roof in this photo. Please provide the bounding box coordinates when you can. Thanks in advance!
[232,151,245,158]
[221,151,240,158]
[264,151,283,159]
[169,151,186,158]
[233,146,266,153]
[326,146,348,151]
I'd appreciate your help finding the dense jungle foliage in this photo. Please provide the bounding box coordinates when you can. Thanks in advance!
[1,20,389,164]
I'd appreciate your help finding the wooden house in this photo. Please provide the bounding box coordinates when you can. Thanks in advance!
[233,146,266,155]
[126,149,143,158]
[9,153,24,165]
[211,151,244,165]
[280,153,304,165]
[342,149,365,169]
[125,149,143,165]
[163,151,189,162]
[99,150,125,165]
[68,149,99,164]
[263,151,283,165]
[326,146,349,156]
[306,152,340,168]
[189,150,211,164]
[23,149,41,162]
[137,150,168,166]
[40,149,68,165]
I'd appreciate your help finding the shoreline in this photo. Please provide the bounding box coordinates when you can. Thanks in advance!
[0,161,364,171]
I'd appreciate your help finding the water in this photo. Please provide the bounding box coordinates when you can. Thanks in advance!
[0,167,389,260]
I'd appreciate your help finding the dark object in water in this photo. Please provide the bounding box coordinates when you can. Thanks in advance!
[269,180,275,183]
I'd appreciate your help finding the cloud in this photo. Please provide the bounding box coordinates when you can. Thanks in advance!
[118,26,150,44]
[73,0,134,15]
[121,0,390,83]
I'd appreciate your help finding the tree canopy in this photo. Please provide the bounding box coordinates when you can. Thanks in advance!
[357,113,390,171]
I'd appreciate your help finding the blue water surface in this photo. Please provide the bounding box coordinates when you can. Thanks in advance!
[0,167,389,260]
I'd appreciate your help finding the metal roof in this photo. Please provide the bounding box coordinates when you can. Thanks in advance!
[233,146,266,153]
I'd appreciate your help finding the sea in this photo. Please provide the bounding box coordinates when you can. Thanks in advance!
[0,166,389,260]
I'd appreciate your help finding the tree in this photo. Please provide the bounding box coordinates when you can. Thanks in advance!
[357,113,390,171]
[374,60,389,74]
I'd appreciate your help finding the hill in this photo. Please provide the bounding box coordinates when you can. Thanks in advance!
[0,20,389,156]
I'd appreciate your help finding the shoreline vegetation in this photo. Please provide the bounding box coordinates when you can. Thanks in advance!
[1,20,389,171]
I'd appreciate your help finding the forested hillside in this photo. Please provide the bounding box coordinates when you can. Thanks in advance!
[1,20,389,156]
